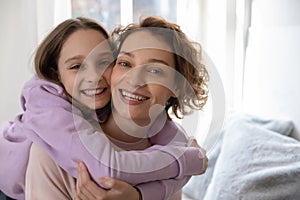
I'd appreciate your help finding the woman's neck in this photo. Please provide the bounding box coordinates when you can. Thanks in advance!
[101,110,148,143]
[101,109,168,143]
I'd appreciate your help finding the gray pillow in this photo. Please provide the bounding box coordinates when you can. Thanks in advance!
[204,115,300,200]
[183,114,300,200]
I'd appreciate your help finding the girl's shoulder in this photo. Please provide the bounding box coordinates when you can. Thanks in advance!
[23,75,66,98]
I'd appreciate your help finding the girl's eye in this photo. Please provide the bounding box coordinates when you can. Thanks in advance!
[98,60,111,67]
[70,64,81,70]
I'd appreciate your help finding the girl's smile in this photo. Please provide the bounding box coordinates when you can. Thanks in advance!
[58,29,113,110]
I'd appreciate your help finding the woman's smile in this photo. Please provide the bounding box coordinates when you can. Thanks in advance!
[119,89,150,105]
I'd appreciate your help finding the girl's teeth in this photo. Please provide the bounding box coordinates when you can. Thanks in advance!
[121,90,146,101]
[83,89,104,96]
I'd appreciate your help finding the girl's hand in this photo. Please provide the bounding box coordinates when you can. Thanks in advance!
[73,162,141,200]
[189,138,208,174]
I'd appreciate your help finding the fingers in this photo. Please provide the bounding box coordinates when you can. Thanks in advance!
[98,177,114,189]
[198,146,208,174]
[75,162,101,200]
[200,154,208,174]
[188,138,209,174]
[188,137,200,148]
[97,177,141,200]
[73,187,83,200]
[75,162,93,199]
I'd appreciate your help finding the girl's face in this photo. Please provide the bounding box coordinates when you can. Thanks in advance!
[111,30,177,124]
[57,29,113,110]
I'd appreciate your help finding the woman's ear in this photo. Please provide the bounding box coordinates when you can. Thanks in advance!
[172,87,180,98]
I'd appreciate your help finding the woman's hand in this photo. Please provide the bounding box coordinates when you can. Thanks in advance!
[189,138,208,174]
[73,162,141,200]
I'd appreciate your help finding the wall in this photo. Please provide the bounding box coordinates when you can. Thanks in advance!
[0,0,37,120]
[0,0,71,121]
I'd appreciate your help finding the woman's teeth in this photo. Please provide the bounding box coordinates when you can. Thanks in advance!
[121,90,147,101]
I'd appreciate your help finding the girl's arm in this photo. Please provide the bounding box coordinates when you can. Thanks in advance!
[145,116,208,200]
[0,120,31,199]
[74,161,205,200]
[19,76,204,185]
[73,124,207,200]
[137,140,207,200]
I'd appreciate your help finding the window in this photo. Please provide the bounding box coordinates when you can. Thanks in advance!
[72,0,121,31]
[72,0,177,31]
[70,0,242,148]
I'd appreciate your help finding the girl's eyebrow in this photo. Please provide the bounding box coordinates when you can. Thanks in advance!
[90,52,114,60]
[65,52,113,64]
[64,55,84,64]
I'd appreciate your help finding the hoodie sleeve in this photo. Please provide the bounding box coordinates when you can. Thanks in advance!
[18,76,203,185]
[139,121,206,200]
[149,121,206,177]
[136,176,191,200]
[0,119,31,200]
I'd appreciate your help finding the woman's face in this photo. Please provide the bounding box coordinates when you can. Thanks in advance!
[57,29,113,110]
[111,30,177,124]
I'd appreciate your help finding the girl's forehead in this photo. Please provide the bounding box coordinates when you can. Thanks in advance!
[121,30,172,53]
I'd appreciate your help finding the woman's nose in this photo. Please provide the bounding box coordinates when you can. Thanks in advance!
[125,67,146,87]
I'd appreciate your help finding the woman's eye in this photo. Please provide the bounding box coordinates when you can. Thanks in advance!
[148,68,162,75]
[118,61,131,68]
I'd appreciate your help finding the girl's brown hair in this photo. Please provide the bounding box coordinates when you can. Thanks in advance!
[34,17,111,85]
[112,16,209,119]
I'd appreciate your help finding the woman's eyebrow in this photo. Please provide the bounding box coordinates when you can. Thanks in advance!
[118,51,169,66]
[147,58,170,66]
[118,51,134,58]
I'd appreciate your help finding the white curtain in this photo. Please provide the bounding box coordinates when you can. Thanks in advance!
[242,0,300,139]
[0,0,71,121]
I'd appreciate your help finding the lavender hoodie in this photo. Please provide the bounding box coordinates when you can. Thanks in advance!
[0,76,204,200]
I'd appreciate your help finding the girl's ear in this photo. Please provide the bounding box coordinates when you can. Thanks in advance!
[55,69,61,82]
[55,67,59,78]
[50,67,60,82]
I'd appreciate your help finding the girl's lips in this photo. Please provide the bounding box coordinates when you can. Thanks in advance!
[119,89,150,105]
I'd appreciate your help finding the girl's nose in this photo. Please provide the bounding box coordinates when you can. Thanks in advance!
[83,65,106,83]
[85,68,100,83]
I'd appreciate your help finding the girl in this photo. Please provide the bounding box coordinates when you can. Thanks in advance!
[0,17,206,200]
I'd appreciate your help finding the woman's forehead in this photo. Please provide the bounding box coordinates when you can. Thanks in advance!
[121,30,172,53]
